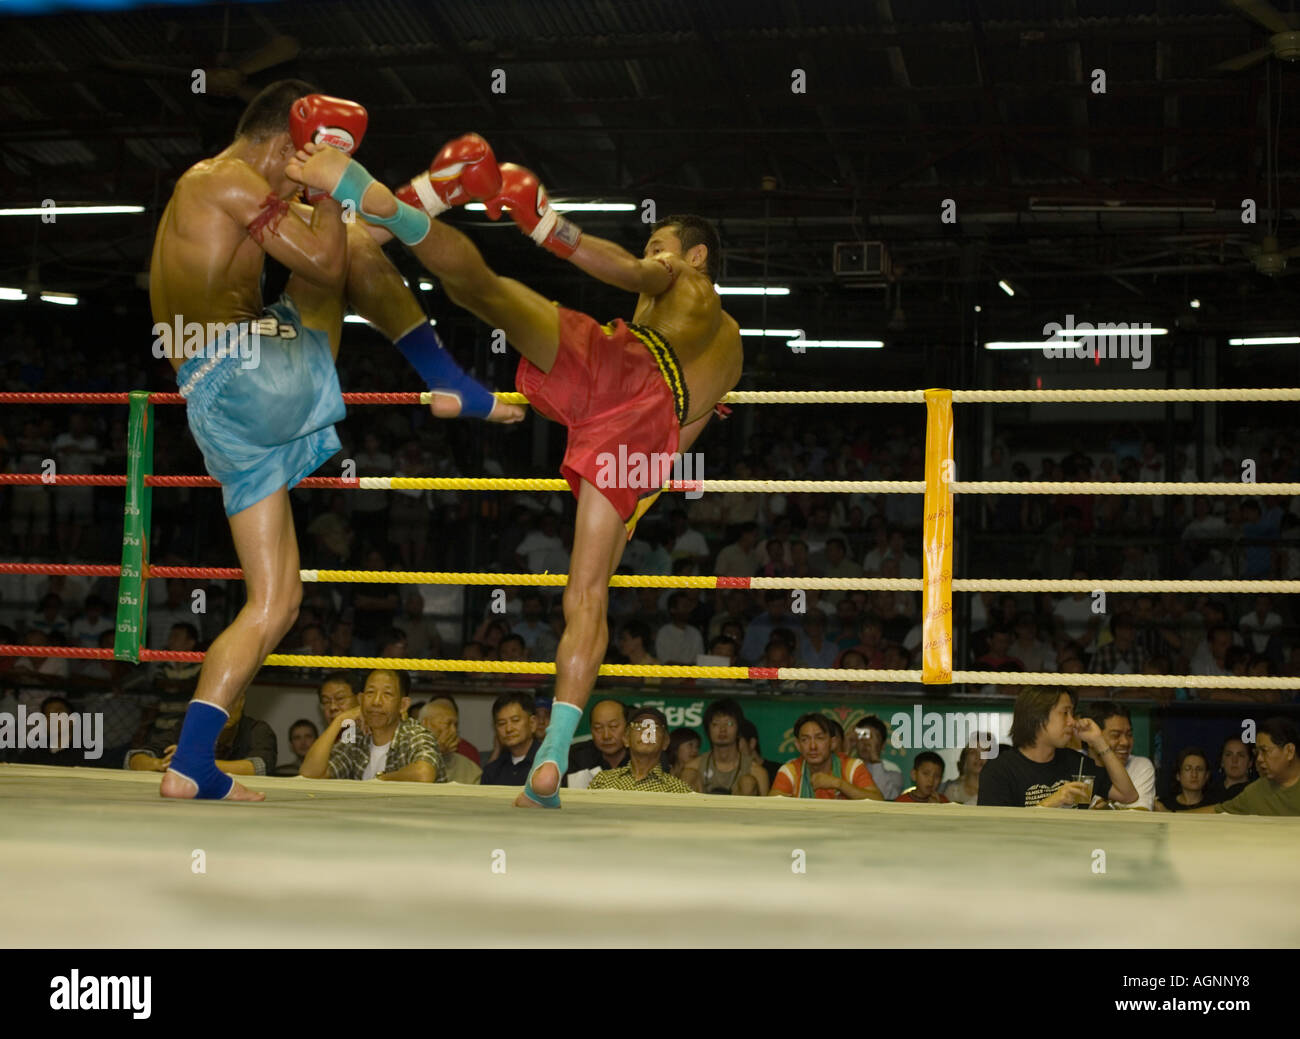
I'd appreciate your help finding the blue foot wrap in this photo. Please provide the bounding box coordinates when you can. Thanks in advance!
[166,700,235,800]
[331,157,431,245]
[395,322,497,419]
[522,702,582,808]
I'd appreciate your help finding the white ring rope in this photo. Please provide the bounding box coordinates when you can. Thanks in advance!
[294,572,1300,593]
[629,388,1300,405]
[951,481,1300,495]
[353,476,1296,495]
[777,669,1299,688]
[949,388,1300,403]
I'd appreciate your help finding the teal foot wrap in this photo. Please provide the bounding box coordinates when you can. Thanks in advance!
[330,157,431,245]
[522,702,582,808]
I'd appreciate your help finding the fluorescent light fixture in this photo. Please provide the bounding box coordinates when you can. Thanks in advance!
[984,342,1048,350]
[1056,327,1168,337]
[0,205,145,216]
[0,287,28,301]
[1028,197,1215,213]
[998,280,1015,296]
[714,285,791,296]
[786,339,883,349]
[1229,336,1300,345]
[741,328,804,338]
[419,280,434,291]
[465,202,635,213]
[40,292,77,306]
[347,314,435,327]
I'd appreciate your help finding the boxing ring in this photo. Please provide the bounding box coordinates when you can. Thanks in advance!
[2,386,1299,946]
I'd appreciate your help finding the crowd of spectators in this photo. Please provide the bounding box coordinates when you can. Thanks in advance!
[2,317,1298,800]
[22,665,1289,816]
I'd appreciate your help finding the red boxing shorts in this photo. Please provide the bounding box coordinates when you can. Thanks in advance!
[516,307,688,536]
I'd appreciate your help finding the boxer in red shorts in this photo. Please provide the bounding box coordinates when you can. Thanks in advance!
[292,138,743,807]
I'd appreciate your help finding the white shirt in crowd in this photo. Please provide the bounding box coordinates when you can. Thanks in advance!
[516,531,569,574]
[51,432,100,475]
[670,529,710,561]
[1052,594,1096,642]
[1009,638,1056,672]
[362,740,391,781]
[1124,755,1157,811]
[862,548,921,579]
[1182,515,1227,541]
[1239,611,1282,653]
[655,623,704,665]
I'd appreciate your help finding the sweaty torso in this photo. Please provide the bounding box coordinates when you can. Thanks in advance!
[149,157,269,375]
[633,267,742,425]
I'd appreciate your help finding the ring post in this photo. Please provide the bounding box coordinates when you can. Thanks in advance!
[922,389,954,683]
[113,390,154,662]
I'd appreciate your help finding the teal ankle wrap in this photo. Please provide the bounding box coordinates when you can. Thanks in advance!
[523,702,582,808]
[372,201,431,245]
[329,157,375,211]
[330,158,431,245]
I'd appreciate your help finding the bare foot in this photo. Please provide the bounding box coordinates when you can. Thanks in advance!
[160,770,266,802]
[287,144,395,218]
[427,395,527,423]
[513,762,559,807]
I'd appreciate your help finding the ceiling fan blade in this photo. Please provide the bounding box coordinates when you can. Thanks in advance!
[237,35,299,77]
[1214,45,1275,71]
[1227,0,1292,34]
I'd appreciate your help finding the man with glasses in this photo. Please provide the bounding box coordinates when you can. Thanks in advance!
[589,707,693,794]
[1191,717,1300,816]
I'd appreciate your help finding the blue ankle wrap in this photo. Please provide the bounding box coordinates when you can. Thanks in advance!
[167,700,235,800]
[330,157,431,245]
[523,701,582,808]
[395,322,497,419]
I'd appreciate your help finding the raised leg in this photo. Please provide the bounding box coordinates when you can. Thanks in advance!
[160,487,302,801]
[289,145,559,372]
[342,221,426,341]
[284,268,347,360]
[404,221,561,374]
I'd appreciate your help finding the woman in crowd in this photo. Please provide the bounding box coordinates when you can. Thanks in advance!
[1156,747,1219,811]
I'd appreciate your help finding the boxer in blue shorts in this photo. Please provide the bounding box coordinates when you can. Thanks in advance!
[150,81,523,801]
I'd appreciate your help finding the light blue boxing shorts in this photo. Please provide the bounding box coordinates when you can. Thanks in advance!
[177,295,345,517]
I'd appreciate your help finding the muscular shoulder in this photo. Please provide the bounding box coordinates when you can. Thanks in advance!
[176,156,271,215]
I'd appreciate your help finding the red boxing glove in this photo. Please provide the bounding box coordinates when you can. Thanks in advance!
[486,163,583,259]
[395,133,503,217]
[289,94,368,201]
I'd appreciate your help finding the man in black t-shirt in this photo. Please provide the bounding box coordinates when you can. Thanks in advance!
[978,688,1138,808]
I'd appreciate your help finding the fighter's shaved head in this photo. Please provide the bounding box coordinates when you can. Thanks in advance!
[235,78,317,142]
[650,214,721,280]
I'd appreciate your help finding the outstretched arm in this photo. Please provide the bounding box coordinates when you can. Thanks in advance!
[566,237,677,296]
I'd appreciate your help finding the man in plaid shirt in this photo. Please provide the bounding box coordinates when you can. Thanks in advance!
[300,668,441,782]
[590,706,693,794]
[1089,615,1149,675]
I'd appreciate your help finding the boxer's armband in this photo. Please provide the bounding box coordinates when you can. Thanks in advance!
[248,193,291,244]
